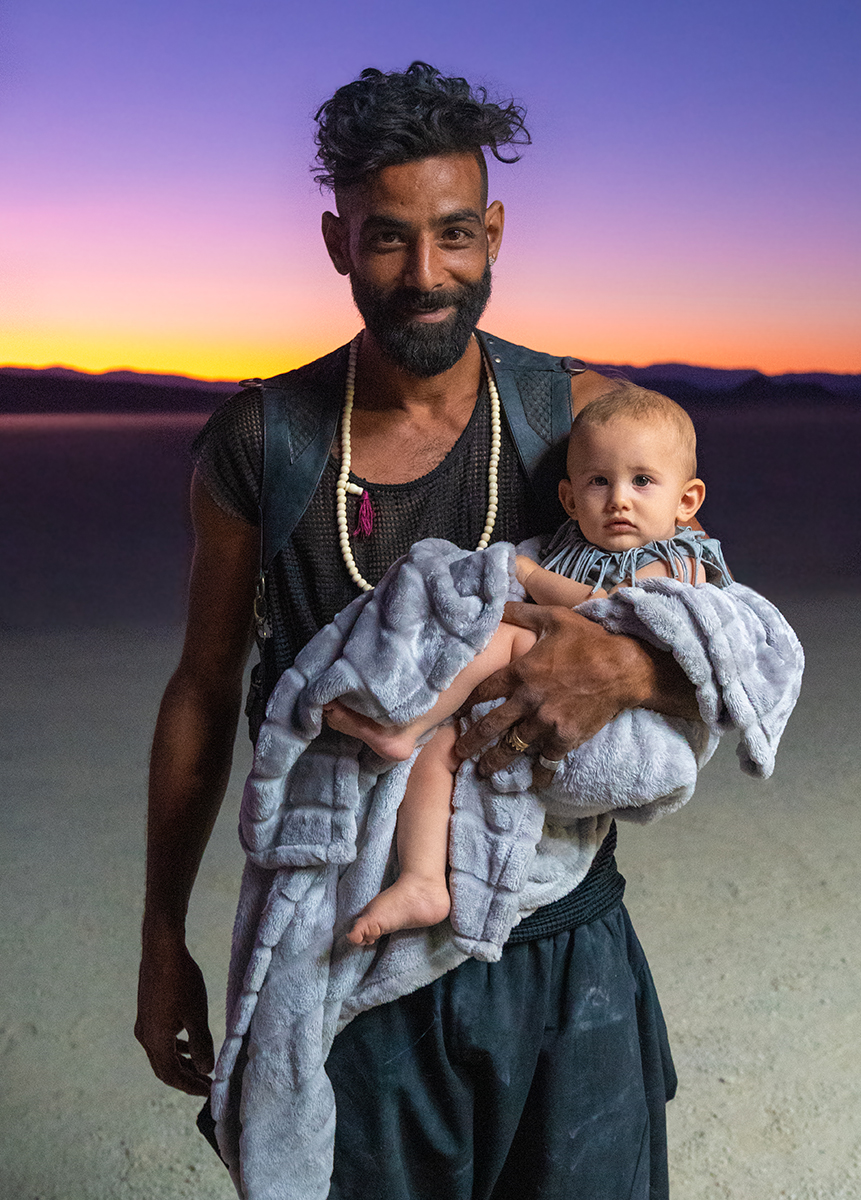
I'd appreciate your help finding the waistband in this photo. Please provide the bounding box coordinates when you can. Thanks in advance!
[506,820,626,943]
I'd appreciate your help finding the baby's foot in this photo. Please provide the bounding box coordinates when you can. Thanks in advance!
[322,701,419,761]
[347,875,451,946]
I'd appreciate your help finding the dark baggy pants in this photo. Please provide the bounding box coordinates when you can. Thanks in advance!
[198,902,676,1198]
[325,904,676,1200]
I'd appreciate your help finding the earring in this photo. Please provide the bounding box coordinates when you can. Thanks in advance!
[489,255,496,265]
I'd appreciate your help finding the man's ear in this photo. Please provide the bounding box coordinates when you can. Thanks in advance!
[321,211,351,276]
[558,477,577,519]
[485,200,504,263]
[676,478,706,524]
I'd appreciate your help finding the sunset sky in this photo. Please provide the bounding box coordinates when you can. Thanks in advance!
[2,0,859,380]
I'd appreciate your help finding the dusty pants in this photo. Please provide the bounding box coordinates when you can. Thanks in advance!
[326,903,676,1200]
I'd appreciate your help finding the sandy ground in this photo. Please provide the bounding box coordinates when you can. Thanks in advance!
[1,590,858,1200]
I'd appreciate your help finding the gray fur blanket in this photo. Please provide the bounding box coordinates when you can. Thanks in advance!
[210,538,803,1199]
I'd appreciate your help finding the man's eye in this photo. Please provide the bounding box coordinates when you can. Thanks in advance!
[443,228,471,242]
[370,231,403,248]
[633,475,652,487]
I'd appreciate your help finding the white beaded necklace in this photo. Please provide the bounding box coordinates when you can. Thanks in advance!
[336,332,502,592]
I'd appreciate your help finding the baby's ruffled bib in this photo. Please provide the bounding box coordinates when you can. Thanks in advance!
[540,521,732,593]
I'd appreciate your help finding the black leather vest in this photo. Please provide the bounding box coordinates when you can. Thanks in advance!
[246,330,581,570]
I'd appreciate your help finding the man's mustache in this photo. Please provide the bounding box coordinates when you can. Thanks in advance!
[390,289,468,315]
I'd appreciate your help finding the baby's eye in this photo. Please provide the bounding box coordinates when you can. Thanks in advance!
[633,474,652,487]
[590,475,609,486]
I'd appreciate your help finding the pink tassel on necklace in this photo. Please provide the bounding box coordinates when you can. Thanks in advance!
[352,489,375,538]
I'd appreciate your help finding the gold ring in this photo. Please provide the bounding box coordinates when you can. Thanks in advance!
[502,728,531,754]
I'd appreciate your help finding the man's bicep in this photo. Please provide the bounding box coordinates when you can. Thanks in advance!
[178,471,259,690]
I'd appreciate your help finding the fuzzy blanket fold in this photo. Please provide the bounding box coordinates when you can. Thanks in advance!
[210,537,803,1200]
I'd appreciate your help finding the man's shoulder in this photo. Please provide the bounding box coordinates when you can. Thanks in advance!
[192,343,350,478]
[477,330,583,374]
[260,341,352,393]
[479,331,614,418]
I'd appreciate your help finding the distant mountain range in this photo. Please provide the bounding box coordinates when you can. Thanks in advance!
[590,362,861,395]
[1,361,859,415]
[0,366,237,415]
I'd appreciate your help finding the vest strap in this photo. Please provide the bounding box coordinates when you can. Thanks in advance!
[476,331,575,521]
[251,345,346,571]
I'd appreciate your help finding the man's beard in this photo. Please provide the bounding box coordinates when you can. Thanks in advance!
[350,262,492,377]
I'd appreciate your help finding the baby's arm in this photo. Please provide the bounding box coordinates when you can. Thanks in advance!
[515,551,707,607]
[325,621,538,759]
[610,557,706,590]
[515,555,606,606]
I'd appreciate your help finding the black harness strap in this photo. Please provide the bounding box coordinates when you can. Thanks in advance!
[240,343,347,574]
[478,331,582,522]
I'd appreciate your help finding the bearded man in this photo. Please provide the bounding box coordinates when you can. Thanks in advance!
[136,63,801,1200]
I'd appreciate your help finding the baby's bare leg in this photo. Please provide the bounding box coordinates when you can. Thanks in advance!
[325,622,538,760]
[347,724,460,946]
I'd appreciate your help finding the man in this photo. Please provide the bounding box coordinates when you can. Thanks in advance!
[136,64,797,1199]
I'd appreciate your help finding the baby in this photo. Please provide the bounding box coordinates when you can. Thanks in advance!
[324,384,731,945]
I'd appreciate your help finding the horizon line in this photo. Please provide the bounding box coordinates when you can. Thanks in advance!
[3,359,859,383]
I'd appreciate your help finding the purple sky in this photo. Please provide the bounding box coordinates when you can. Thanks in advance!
[2,0,859,377]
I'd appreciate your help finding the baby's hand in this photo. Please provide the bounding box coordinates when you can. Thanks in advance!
[515,555,539,586]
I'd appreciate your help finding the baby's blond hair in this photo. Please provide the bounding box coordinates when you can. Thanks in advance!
[570,384,697,478]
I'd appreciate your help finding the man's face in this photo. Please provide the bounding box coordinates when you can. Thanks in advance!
[558,417,700,551]
[323,153,503,376]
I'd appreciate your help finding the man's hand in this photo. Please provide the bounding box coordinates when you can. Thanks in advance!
[454,601,698,785]
[135,932,214,1097]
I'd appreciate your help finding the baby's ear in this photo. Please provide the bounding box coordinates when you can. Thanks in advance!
[558,478,577,519]
[677,478,706,523]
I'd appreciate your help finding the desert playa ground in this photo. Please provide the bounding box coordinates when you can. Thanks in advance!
[1,410,859,1199]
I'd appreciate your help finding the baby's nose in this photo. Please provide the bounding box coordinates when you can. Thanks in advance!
[607,486,630,510]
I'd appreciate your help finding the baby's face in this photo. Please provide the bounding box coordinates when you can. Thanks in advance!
[559,416,700,551]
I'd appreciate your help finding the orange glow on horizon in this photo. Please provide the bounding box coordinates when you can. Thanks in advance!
[4,321,859,380]
[1,331,355,384]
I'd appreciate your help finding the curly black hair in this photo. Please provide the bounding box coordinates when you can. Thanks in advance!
[314,61,530,193]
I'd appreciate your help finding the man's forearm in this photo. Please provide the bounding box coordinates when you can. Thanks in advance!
[143,667,244,938]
